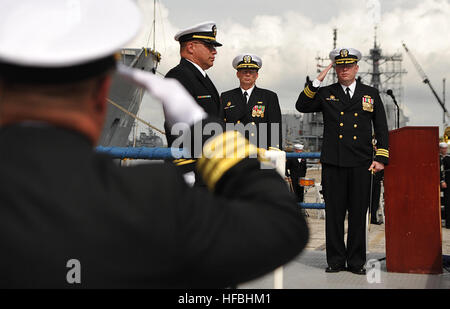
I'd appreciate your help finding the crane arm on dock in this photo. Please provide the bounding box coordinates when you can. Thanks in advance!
[402,42,448,117]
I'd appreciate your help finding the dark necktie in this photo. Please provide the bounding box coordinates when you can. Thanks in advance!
[345,87,351,102]
[243,91,248,103]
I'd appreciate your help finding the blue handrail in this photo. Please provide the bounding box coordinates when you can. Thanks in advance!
[96,147,325,209]
[96,146,321,160]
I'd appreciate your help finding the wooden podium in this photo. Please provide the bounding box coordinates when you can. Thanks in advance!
[384,126,442,274]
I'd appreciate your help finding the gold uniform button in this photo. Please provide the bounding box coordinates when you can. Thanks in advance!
[353,136,357,140]
[354,113,358,117]
[354,124,357,128]
[340,123,344,127]
[339,135,343,139]
[340,112,344,115]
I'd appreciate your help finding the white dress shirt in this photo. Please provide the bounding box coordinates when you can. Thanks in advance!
[340,80,357,99]
[240,85,255,103]
[312,79,357,98]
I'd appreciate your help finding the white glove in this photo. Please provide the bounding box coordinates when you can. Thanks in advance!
[117,64,206,127]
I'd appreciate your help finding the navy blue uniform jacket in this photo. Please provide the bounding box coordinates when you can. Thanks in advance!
[220,87,282,149]
[296,81,389,167]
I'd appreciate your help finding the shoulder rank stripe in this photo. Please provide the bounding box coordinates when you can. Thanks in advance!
[304,85,316,99]
[197,131,260,191]
[376,148,389,158]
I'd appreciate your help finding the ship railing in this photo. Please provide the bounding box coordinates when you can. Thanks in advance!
[96,146,325,210]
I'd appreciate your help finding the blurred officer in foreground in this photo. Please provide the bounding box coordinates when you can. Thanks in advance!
[0,0,308,288]
[165,21,223,185]
[220,54,282,149]
[296,48,389,275]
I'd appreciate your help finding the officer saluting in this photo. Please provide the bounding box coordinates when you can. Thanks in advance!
[220,54,282,149]
[296,47,389,275]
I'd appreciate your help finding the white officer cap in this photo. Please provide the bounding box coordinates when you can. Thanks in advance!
[0,0,141,83]
[294,143,304,150]
[440,142,448,148]
[174,21,222,47]
[329,48,362,65]
[232,54,262,70]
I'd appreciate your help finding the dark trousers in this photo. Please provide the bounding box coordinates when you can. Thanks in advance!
[321,163,371,269]
[291,179,304,203]
[444,191,450,228]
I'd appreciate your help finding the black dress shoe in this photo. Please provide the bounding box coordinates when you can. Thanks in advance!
[348,267,366,275]
[325,266,346,273]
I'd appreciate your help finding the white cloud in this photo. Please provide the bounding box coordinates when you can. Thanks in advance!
[130,0,450,137]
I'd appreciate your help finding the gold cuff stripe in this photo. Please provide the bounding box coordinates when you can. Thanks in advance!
[376,153,389,158]
[199,131,254,176]
[192,35,216,41]
[197,131,241,171]
[174,159,197,166]
[304,85,313,96]
[201,139,248,179]
[206,144,257,189]
[304,85,316,99]
[198,131,259,190]
[376,148,389,158]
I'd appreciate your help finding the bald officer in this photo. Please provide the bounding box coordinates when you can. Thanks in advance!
[0,0,308,288]
[296,48,389,275]
[220,54,282,149]
[165,21,222,146]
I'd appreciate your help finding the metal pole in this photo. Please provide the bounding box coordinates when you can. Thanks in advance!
[444,78,447,125]
[153,0,156,51]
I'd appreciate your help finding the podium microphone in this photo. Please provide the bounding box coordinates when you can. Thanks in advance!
[386,89,399,129]
[386,89,395,100]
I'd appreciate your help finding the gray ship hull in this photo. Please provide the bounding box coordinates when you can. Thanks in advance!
[98,48,158,147]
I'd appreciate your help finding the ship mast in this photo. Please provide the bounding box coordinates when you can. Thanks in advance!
[370,26,381,90]
[153,0,156,51]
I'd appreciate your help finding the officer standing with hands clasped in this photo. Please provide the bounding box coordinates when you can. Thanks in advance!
[0,0,308,288]
[296,47,389,275]
[220,54,282,149]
